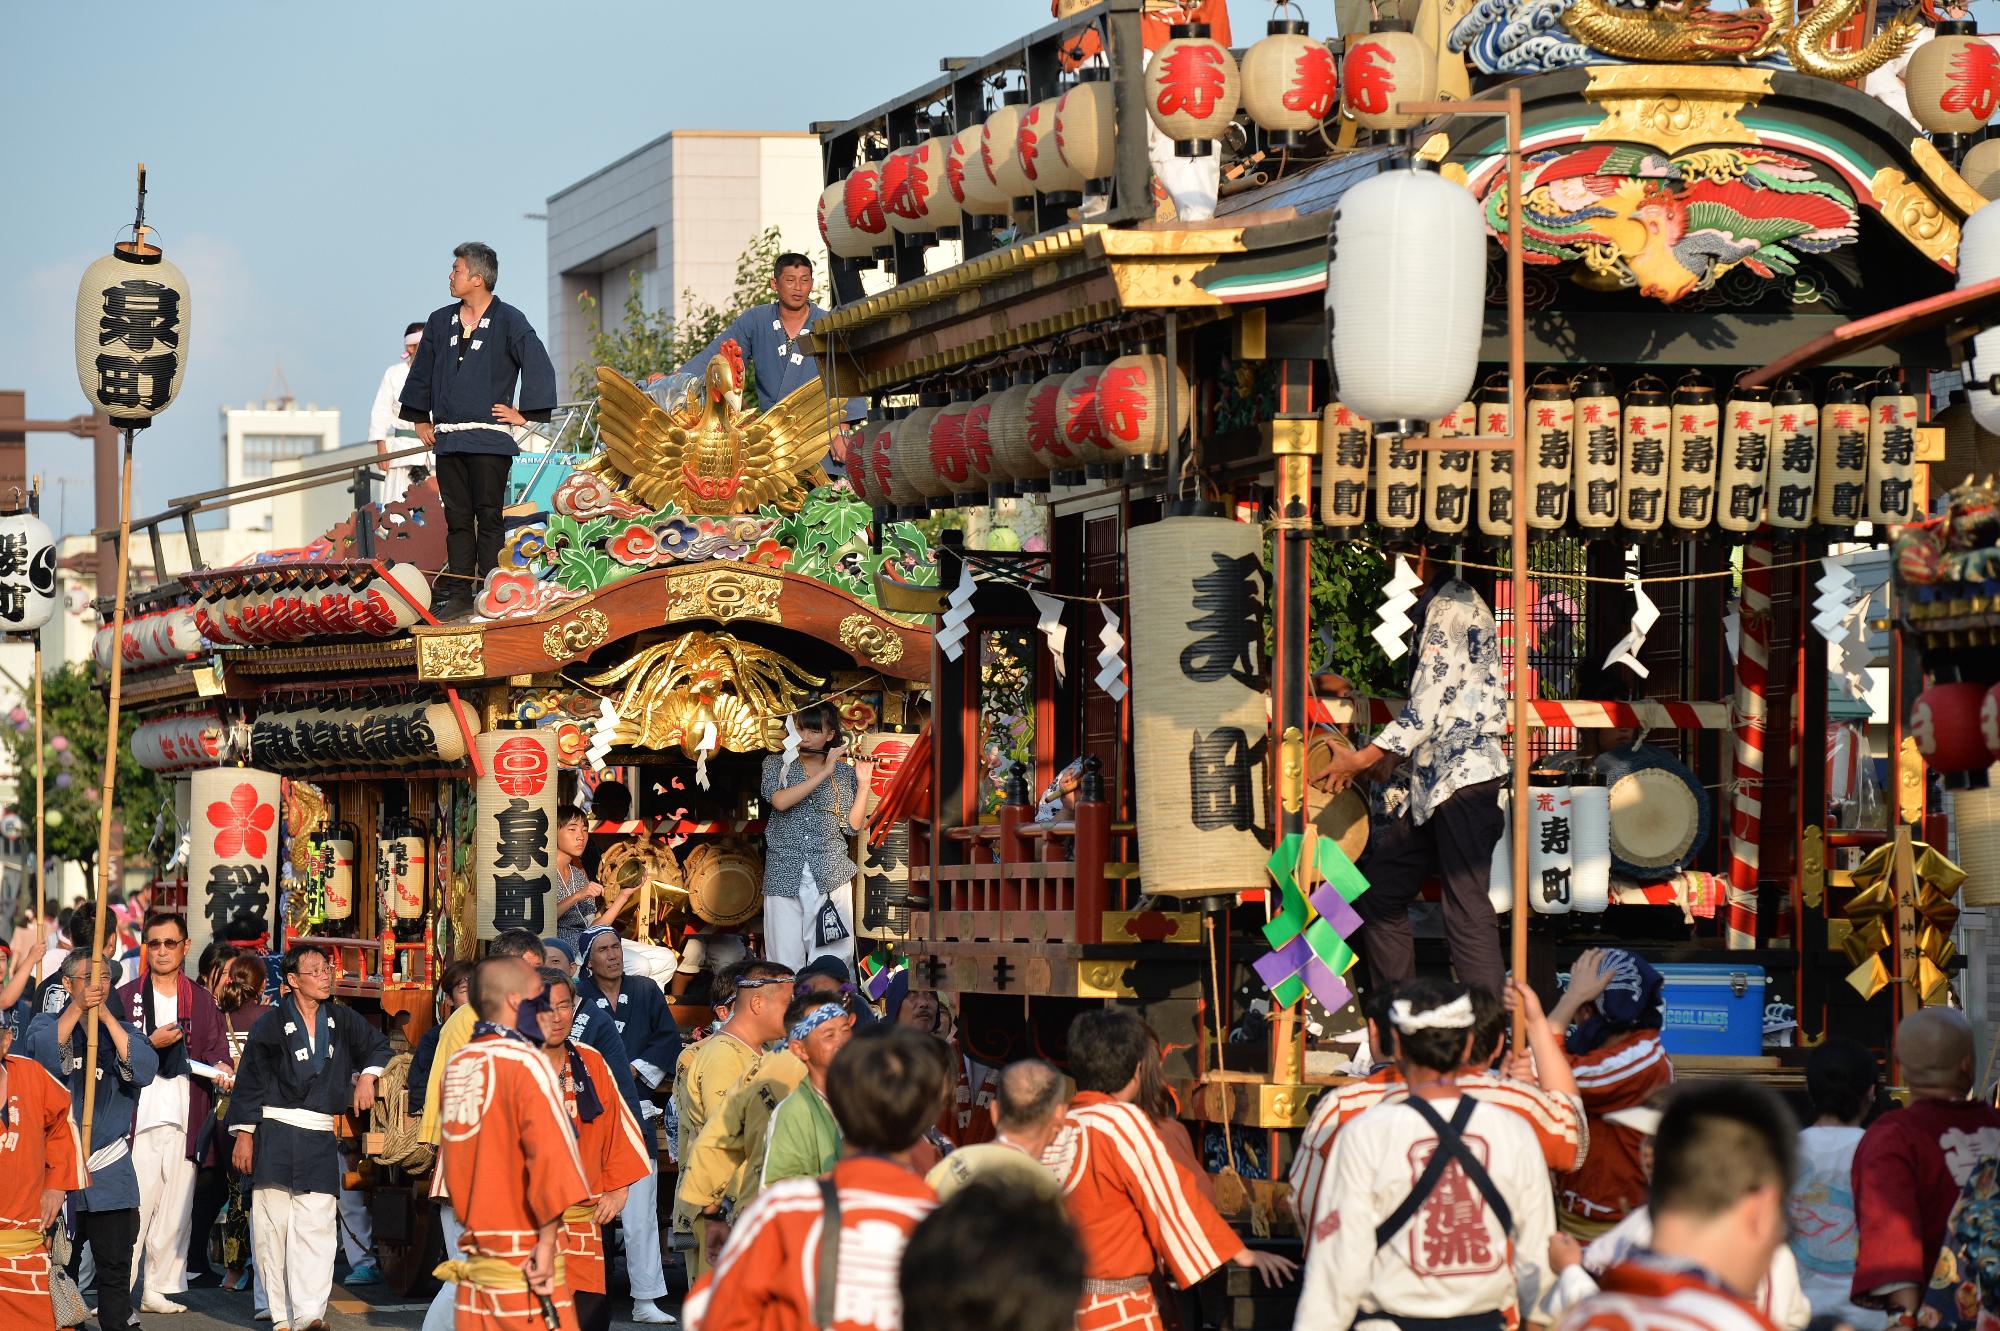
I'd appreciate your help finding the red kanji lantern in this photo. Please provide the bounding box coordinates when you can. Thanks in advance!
[1341,20,1438,132]
[882,140,932,237]
[1058,359,1117,472]
[1024,370,1082,480]
[1908,21,2000,139]
[847,414,887,508]
[1021,98,1085,200]
[858,409,905,514]
[1914,679,1992,773]
[949,123,1011,219]
[822,173,885,261]
[894,397,950,507]
[850,161,892,259]
[1241,19,1337,150]
[1095,353,1190,461]
[985,374,1044,491]
[928,394,987,503]
[984,94,1034,204]
[1147,23,1241,157]
[962,385,1002,495]
[918,136,963,235]
[1056,70,1116,187]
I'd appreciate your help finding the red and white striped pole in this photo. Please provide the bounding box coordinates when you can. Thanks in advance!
[1726,539,1773,950]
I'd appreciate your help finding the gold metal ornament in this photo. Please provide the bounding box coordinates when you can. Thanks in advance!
[541,608,611,661]
[1558,0,1915,76]
[416,631,486,681]
[583,363,849,515]
[665,566,784,625]
[583,630,823,758]
[838,613,905,666]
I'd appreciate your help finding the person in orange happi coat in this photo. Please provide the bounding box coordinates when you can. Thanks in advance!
[685,1027,948,1331]
[1054,1010,1295,1331]
[435,956,591,1331]
[0,1014,85,1331]
[535,968,652,1331]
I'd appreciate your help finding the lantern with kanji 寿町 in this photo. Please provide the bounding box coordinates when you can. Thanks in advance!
[1719,382,1773,534]
[1527,376,1573,531]
[379,817,430,921]
[474,727,560,940]
[894,395,950,509]
[323,821,358,922]
[1621,375,1670,535]
[1767,378,1819,530]
[1341,21,1438,132]
[1094,351,1190,467]
[1020,98,1085,203]
[76,226,192,428]
[1319,402,1371,528]
[1867,381,1919,526]
[186,766,281,956]
[928,392,986,504]
[1667,374,1720,532]
[1241,19,1338,150]
[1147,23,1242,157]
[1375,430,1423,531]
[949,122,1012,221]
[1474,379,1514,540]
[881,139,935,238]
[854,730,918,940]
[1424,402,1475,538]
[1056,70,1116,189]
[0,510,58,631]
[1817,374,1869,527]
[1328,162,1484,432]
[1906,21,2000,142]
[1571,367,1621,531]
[1527,772,1574,916]
[984,93,1035,205]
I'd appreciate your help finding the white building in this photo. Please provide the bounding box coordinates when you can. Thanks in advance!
[219,399,342,536]
[545,130,825,394]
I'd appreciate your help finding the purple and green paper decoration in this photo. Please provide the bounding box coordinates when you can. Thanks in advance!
[1253,831,1370,1011]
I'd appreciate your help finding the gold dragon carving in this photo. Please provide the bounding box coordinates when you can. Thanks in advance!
[1561,0,1918,77]
[583,630,824,758]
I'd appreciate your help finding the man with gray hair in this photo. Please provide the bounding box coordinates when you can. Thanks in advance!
[926,1058,1067,1202]
[399,241,557,618]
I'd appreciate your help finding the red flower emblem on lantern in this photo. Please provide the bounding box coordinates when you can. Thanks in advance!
[844,171,885,235]
[208,782,275,859]
[1026,382,1073,460]
[1096,365,1152,445]
[1285,45,1340,120]
[1019,108,1046,181]
[1156,42,1231,120]
[1943,42,2000,118]
[963,402,994,474]
[1342,41,1398,118]
[930,411,970,483]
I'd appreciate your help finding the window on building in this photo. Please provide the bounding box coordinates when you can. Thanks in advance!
[239,433,324,481]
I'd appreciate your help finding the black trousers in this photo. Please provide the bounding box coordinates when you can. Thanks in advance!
[575,1289,611,1331]
[436,452,510,589]
[188,1163,226,1275]
[1354,777,1508,1001]
[72,1205,138,1331]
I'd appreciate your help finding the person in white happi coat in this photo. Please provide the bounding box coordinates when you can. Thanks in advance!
[369,322,428,505]
[1298,977,1558,1331]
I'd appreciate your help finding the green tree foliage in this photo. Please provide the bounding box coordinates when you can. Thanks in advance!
[0,661,172,880]
[1307,535,1400,694]
[572,226,822,409]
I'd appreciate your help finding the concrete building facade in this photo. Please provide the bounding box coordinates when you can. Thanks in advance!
[545,130,824,395]
[219,400,342,537]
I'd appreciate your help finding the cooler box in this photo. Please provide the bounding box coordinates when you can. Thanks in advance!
[1656,963,1766,1056]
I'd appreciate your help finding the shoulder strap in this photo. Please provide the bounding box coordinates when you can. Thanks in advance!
[815,1175,842,1331]
[1373,1096,1515,1248]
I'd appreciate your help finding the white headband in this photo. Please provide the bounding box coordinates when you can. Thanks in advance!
[1389,994,1476,1033]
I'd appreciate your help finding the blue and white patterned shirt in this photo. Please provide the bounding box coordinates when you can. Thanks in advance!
[1372,580,1508,825]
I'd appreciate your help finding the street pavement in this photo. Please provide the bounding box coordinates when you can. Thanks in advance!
[145,1280,682,1331]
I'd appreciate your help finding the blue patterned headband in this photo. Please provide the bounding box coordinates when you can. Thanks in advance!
[788,1002,847,1044]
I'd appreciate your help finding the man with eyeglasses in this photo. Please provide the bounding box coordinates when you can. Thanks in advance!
[670,960,792,1287]
[114,911,233,1314]
[225,946,390,1331]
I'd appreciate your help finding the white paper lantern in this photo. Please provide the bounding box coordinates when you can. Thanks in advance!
[1329,165,1485,432]
[186,767,281,956]
[1767,381,1819,530]
[1719,385,1772,534]
[1816,378,1869,527]
[1489,787,1514,914]
[1475,386,1514,540]
[1667,378,1720,532]
[474,728,561,940]
[1527,774,1574,915]
[1055,73,1116,185]
[1621,377,1670,534]
[1867,387,1920,526]
[983,98,1034,203]
[324,834,357,921]
[1572,368,1621,531]
[379,832,430,921]
[1319,402,1371,528]
[1570,776,1611,913]
[76,234,192,427]
[0,512,57,632]
[1527,380,1573,530]
[948,123,1012,218]
[1020,98,1085,197]
[915,136,961,233]
[1424,402,1475,537]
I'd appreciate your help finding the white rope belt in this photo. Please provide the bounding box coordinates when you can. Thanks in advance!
[264,1107,338,1132]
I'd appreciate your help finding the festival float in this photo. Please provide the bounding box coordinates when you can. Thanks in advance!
[811,0,1997,1279]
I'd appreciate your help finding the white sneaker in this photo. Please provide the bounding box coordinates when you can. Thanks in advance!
[141,1296,188,1314]
[632,1300,677,1325]
[254,1310,271,1322]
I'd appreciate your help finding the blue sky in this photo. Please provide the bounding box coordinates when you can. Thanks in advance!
[0,1,1043,539]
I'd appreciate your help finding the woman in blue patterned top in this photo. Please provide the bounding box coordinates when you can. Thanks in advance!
[758,703,875,973]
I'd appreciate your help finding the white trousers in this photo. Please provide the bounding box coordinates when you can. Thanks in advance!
[621,1157,665,1300]
[132,1124,196,1299]
[338,1178,375,1268]
[251,1185,338,1329]
[422,1203,464,1331]
[764,868,855,974]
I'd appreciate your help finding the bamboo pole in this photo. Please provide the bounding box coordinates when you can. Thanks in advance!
[33,477,45,940]
[81,429,134,1148]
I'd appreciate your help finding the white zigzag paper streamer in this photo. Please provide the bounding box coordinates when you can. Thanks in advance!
[1812,558,1856,643]
[781,713,802,769]
[1031,590,1068,685]
[1829,588,1874,703]
[585,697,618,771]
[1723,605,1740,663]
[1372,557,1424,660]
[1602,574,1658,679]
[1095,605,1128,701]
[936,563,978,661]
[694,718,719,791]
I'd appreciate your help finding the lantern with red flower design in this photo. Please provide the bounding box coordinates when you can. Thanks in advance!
[1148,23,1241,157]
[1056,69,1117,191]
[1341,20,1438,131]
[1242,19,1337,150]
[1913,676,1993,774]
[928,391,987,505]
[1909,21,1999,150]
[1021,97,1086,206]
[984,91,1035,207]
[949,122,1011,221]
[1096,350,1191,471]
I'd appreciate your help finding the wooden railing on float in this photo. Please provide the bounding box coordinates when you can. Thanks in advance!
[907,756,1115,945]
